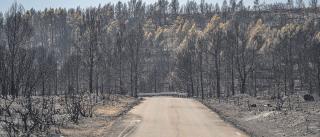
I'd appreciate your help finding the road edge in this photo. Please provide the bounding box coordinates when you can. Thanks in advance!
[103,97,143,137]
[116,97,143,118]
[198,99,258,137]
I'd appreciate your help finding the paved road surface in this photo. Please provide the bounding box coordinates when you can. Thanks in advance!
[118,97,248,137]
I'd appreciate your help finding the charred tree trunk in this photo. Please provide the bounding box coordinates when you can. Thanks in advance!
[200,51,204,100]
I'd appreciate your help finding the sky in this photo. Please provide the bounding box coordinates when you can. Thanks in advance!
[0,0,289,12]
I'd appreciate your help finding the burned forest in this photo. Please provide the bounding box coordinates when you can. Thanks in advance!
[0,0,319,137]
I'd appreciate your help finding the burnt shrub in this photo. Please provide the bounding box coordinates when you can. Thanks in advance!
[250,104,257,107]
[303,94,314,102]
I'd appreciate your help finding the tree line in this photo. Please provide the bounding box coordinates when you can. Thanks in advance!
[173,15,320,99]
[0,0,319,135]
[0,0,319,98]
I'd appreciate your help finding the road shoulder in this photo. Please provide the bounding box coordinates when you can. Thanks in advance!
[199,97,320,137]
[60,96,141,137]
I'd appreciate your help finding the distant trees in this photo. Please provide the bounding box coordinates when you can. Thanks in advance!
[296,0,305,9]
[175,21,196,97]
[166,0,320,99]
[157,0,169,26]
[170,0,179,16]
[309,0,318,10]
[127,0,145,97]
[204,16,224,98]
[197,33,205,99]
[200,0,206,14]
[254,0,260,11]
[0,0,318,99]
[5,2,32,97]
[83,8,99,95]
[287,0,294,9]
[247,19,267,97]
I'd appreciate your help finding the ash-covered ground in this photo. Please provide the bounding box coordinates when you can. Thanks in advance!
[202,94,320,137]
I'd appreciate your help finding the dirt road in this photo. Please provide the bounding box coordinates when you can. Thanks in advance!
[110,97,248,137]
